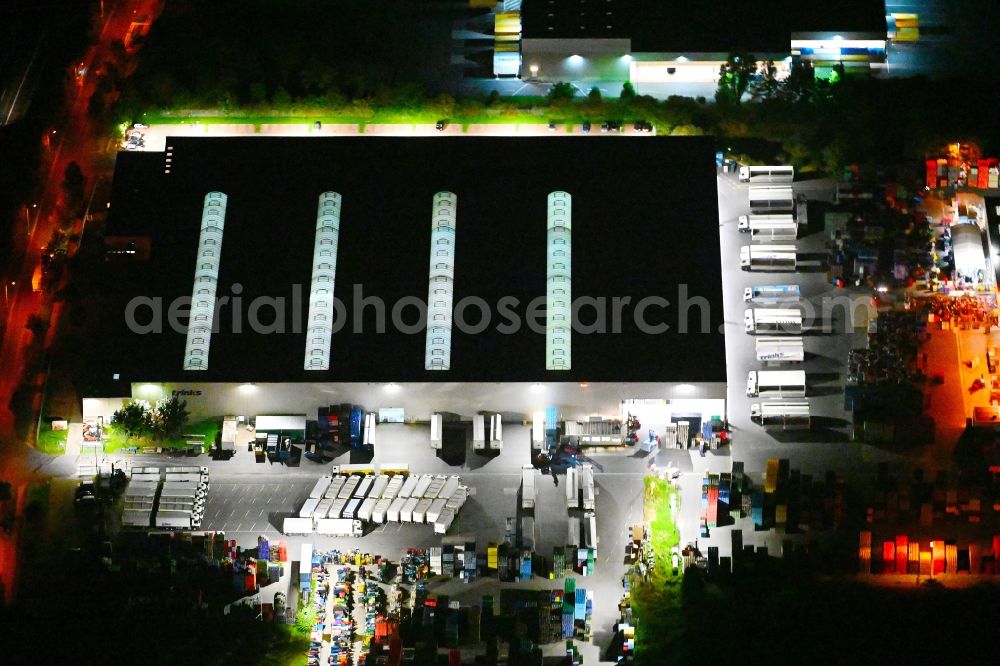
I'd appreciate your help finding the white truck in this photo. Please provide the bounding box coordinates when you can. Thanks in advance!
[369,474,390,499]
[750,402,811,429]
[531,411,545,452]
[755,336,805,363]
[337,475,361,499]
[354,475,374,499]
[282,517,315,535]
[412,475,433,499]
[412,497,433,523]
[739,164,794,184]
[309,475,333,500]
[397,475,418,499]
[744,308,803,334]
[748,185,795,213]
[740,245,797,271]
[434,506,456,535]
[580,464,595,511]
[426,498,449,524]
[489,413,503,451]
[372,497,393,524]
[744,284,800,303]
[358,497,378,522]
[738,213,795,233]
[567,515,581,548]
[430,413,443,449]
[423,475,447,500]
[472,414,486,451]
[744,216,798,242]
[155,510,192,530]
[324,475,346,499]
[296,498,318,521]
[316,518,363,537]
[584,512,598,555]
[386,497,407,522]
[382,475,404,500]
[565,466,579,509]
[400,497,419,523]
[221,417,238,453]
[521,464,536,510]
[438,475,460,502]
[746,370,807,398]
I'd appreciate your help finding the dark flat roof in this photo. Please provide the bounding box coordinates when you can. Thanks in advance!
[94,136,725,384]
[523,0,886,52]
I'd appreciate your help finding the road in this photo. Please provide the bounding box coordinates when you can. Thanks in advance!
[0,0,163,607]
[0,0,163,441]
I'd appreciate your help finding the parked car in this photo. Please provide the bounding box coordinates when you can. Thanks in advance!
[581,121,591,134]
[435,120,446,131]
[548,120,557,131]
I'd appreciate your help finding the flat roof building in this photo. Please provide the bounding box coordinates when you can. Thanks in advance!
[85,135,727,427]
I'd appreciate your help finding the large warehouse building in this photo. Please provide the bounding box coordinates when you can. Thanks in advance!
[82,136,727,447]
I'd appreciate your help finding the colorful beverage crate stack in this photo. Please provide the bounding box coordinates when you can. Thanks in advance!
[562,578,575,639]
[719,472,732,517]
[751,490,764,528]
[327,568,354,666]
[702,473,719,528]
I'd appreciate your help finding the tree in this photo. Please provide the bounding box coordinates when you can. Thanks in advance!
[62,161,86,209]
[620,81,637,100]
[782,61,816,103]
[587,86,602,103]
[111,400,152,439]
[547,82,576,102]
[749,60,780,102]
[715,53,756,106]
[153,396,189,440]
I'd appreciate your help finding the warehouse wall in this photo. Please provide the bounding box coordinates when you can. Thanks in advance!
[117,381,727,425]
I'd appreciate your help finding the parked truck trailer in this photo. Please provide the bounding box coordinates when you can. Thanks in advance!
[744,308,803,334]
[750,402,811,429]
[755,336,805,362]
[740,245,797,271]
[746,370,807,398]
[744,284,800,303]
[521,464,536,510]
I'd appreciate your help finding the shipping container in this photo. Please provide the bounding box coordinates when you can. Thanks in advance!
[430,413,443,449]
[309,475,333,500]
[282,517,315,535]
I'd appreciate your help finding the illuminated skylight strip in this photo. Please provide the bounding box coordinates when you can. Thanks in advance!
[183,191,227,371]
[304,192,342,370]
[425,192,457,370]
[546,191,571,370]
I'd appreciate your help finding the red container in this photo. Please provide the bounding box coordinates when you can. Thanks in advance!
[925,159,938,189]
[882,542,895,573]
[895,535,908,573]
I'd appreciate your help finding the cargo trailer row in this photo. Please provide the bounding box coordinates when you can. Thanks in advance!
[289,473,467,533]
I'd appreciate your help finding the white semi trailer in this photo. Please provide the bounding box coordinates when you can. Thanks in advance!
[740,245,797,271]
[744,308,803,334]
[521,464,536,510]
[744,284,800,303]
[755,336,805,362]
[750,402,811,428]
[746,370,807,398]
[739,165,794,184]
[748,186,795,213]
